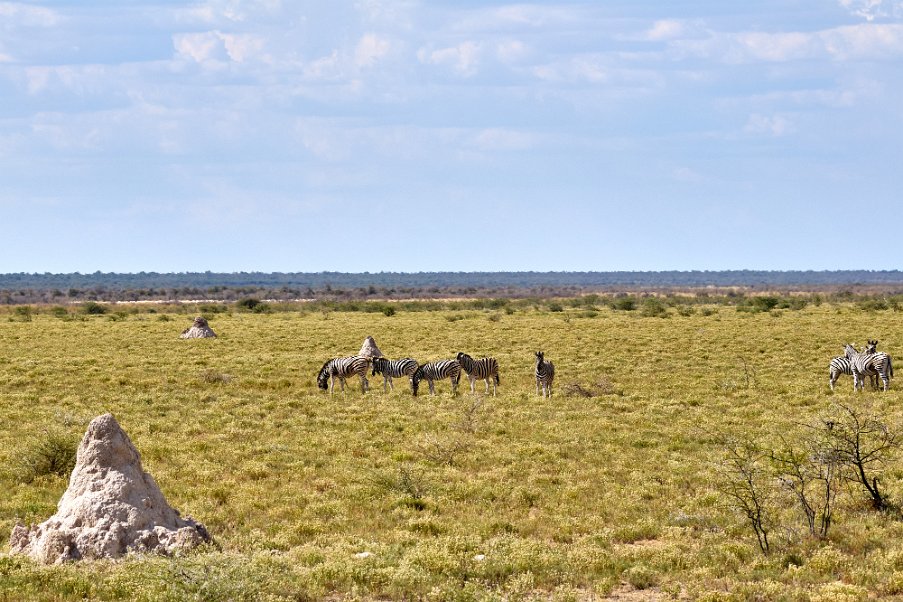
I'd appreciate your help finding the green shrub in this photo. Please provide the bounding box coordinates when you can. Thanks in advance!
[50,306,70,320]
[640,298,668,318]
[81,301,108,315]
[13,306,33,322]
[548,303,564,312]
[16,431,78,483]
[382,306,396,317]
[611,297,636,311]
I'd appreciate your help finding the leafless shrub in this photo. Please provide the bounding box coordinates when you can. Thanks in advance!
[715,437,773,555]
[563,378,617,397]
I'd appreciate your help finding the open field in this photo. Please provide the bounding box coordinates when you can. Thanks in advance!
[2,304,903,600]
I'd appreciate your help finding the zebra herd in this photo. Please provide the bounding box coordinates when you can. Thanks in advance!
[829,340,895,392]
[316,350,556,398]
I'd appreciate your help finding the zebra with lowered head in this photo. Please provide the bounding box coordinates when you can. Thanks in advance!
[535,351,555,398]
[456,352,500,395]
[317,355,370,395]
[412,359,461,396]
[371,357,419,394]
[854,340,894,392]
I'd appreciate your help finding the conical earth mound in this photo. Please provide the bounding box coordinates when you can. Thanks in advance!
[358,336,383,358]
[9,414,209,563]
[180,316,217,339]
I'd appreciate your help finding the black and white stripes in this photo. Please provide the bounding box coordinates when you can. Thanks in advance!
[843,341,894,392]
[534,351,555,398]
[316,355,370,394]
[456,352,500,395]
[371,357,419,394]
[412,360,461,396]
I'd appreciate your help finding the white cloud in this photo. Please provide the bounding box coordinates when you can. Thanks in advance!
[496,39,529,64]
[355,33,391,68]
[0,2,61,28]
[838,0,903,21]
[744,113,793,137]
[645,19,685,41]
[173,31,266,64]
[669,23,903,63]
[418,41,482,76]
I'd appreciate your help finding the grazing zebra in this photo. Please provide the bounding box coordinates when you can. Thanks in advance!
[828,356,876,391]
[535,351,555,398]
[856,340,894,392]
[411,360,461,396]
[317,355,370,394]
[456,352,500,395]
[371,357,419,394]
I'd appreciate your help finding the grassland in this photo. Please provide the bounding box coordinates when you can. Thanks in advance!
[2,303,903,600]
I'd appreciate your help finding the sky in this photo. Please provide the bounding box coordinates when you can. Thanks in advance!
[1,0,902,273]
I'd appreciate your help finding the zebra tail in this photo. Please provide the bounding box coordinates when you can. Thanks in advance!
[495,372,500,385]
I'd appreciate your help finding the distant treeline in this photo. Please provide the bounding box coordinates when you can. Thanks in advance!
[1,270,903,304]
[3,270,903,290]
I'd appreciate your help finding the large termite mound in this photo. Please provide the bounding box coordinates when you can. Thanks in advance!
[9,414,209,563]
[180,316,217,339]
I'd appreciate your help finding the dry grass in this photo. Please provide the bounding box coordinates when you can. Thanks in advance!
[0,304,902,600]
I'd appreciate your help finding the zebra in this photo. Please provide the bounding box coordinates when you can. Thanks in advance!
[456,352,500,395]
[371,357,419,394]
[829,356,876,391]
[411,360,461,396]
[855,340,894,392]
[535,351,555,398]
[316,355,370,394]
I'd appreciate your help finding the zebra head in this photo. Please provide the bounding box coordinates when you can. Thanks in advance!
[866,340,879,354]
[411,366,422,396]
[535,351,544,365]
[844,344,860,359]
[456,352,472,366]
[371,356,384,376]
[316,360,332,390]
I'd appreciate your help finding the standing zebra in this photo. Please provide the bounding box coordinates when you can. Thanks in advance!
[317,355,370,395]
[829,355,877,391]
[412,360,461,396]
[856,340,894,392]
[535,351,555,398]
[456,352,500,395]
[371,357,419,394]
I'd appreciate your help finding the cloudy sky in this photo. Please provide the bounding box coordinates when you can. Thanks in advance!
[1,1,901,272]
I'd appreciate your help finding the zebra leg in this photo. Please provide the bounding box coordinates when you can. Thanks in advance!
[388,376,394,392]
[361,374,369,393]
[536,378,540,396]
[429,379,436,395]
[470,376,476,394]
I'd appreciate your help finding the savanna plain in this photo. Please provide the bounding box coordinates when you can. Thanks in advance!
[2,301,903,601]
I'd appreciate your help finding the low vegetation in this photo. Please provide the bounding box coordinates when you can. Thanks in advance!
[1,302,903,600]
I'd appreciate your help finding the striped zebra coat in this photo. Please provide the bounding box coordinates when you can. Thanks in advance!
[829,356,877,391]
[317,355,370,394]
[534,351,555,398]
[371,357,419,394]
[456,352,500,395]
[412,360,461,396]
[855,340,894,391]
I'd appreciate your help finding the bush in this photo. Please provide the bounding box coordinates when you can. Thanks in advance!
[640,298,668,318]
[611,297,636,311]
[50,306,70,320]
[548,303,564,313]
[13,306,33,322]
[382,306,396,317]
[81,301,108,315]
[16,431,78,483]
[236,298,262,311]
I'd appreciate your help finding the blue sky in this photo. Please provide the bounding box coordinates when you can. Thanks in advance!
[1,0,901,272]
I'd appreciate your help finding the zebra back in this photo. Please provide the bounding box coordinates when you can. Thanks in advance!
[412,360,461,394]
[829,356,852,376]
[317,355,370,389]
[456,352,500,384]
[372,357,418,378]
